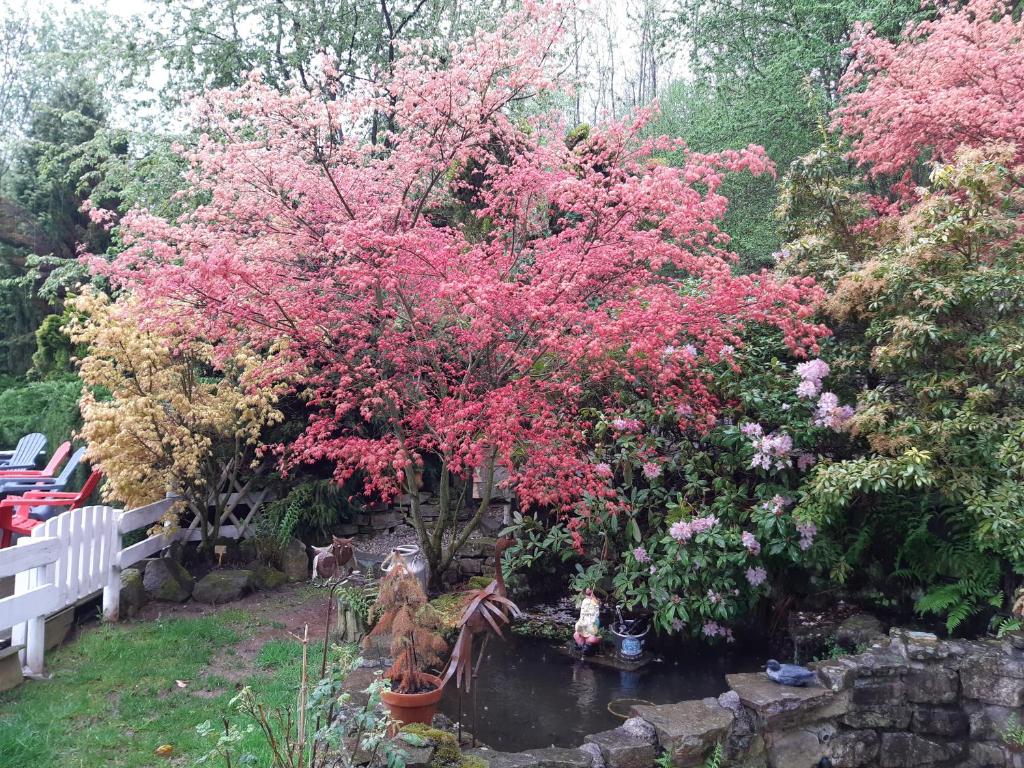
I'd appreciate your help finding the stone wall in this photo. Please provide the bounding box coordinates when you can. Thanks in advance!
[468,629,1024,768]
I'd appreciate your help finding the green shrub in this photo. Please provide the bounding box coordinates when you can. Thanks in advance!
[0,375,81,453]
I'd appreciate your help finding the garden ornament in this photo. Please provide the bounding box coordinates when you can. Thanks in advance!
[574,588,603,650]
[764,659,817,686]
[442,537,522,746]
[312,535,357,580]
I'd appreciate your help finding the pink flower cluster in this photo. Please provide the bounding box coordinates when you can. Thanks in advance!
[797,521,817,550]
[761,494,791,516]
[669,514,719,542]
[702,621,735,641]
[611,418,643,432]
[795,359,830,399]
[741,423,793,471]
[741,531,761,555]
[797,452,817,472]
[632,546,650,563]
[814,392,855,431]
[746,566,768,586]
[642,461,662,480]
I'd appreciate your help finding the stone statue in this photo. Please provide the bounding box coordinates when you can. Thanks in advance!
[574,588,603,650]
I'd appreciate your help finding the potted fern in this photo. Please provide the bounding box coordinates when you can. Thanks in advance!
[364,558,449,725]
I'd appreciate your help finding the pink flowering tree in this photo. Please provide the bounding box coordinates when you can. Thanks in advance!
[834,0,1024,178]
[98,4,827,587]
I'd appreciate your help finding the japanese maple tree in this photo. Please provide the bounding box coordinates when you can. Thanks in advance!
[98,4,827,586]
[835,0,1024,177]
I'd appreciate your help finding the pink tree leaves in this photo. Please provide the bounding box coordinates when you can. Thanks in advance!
[97,4,827,519]
[835,0,1024,177]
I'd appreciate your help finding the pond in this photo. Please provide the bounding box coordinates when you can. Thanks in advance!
[438,635,762,751]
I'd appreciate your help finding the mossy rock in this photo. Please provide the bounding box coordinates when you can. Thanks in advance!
[466,576,492,590]
[430,593,467,636]
[252,563,288,590]
[143,557,194,602]
[193,569,254,604]
[400,724,463,768]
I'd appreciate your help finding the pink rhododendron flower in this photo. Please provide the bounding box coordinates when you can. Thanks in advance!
[632,546,650,563]
[611,418,643,432]
[670,520,693,541]
[642,461,662,479]
[746,566,768,586]
[797,521,817,550]
[815,392,855,431]
[797,452,817,472]
[796,378,820,399]
[749,430,793,471]
[740,422,764,438]
[742,531,761,555]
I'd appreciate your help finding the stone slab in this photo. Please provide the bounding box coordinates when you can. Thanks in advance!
[631,698,734,767]
[584,725,657,768]
[726,672,847,730]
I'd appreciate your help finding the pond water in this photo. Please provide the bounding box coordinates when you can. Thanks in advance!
[438,636,762,751]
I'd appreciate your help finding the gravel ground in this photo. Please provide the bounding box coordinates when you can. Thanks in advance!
[353,504,509,556]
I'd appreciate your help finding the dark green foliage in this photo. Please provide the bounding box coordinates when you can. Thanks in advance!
[259,479,357,545]
[31,310,80,379]
[895,509,1003,634]
[0,375,81,454]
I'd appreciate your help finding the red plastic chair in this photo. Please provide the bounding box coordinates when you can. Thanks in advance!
[0,441,71,480]
[0,471,102,548]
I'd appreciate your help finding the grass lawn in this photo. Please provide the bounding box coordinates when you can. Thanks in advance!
[0,584,335,767]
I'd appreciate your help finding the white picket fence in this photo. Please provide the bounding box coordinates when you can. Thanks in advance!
[2,496,245,677]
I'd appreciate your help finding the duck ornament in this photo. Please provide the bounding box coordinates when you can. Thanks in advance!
[764,659,817,687]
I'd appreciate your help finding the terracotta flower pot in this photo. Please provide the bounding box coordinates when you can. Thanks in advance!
[381,673,445,726]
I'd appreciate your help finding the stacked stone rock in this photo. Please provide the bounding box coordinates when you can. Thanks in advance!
[467,628,1024,768]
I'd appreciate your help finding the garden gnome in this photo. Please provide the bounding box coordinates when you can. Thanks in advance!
[574,589,603,650]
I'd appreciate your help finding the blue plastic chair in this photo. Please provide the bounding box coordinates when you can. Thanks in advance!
[0,433,46,470]
[0,447,87,495]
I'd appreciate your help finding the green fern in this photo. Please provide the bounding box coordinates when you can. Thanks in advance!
[898,509,1004,633]
[701,742,724,768]
[260,479,353,545]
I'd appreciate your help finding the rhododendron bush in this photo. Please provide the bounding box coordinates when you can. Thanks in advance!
[775,0,1024,632]
[505,337,853,638]
[96,4,826,585]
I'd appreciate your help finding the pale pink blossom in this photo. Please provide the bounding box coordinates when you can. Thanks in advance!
[746,566,768,586]
[742,531,761,555]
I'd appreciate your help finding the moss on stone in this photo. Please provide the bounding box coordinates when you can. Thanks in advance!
[466,576,492,590]
[400,724,463,768]
[429,593,467,637]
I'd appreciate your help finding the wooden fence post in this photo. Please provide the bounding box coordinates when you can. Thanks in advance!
[102,506,122,622]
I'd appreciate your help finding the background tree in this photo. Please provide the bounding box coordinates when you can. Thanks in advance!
[655,0,921,268]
